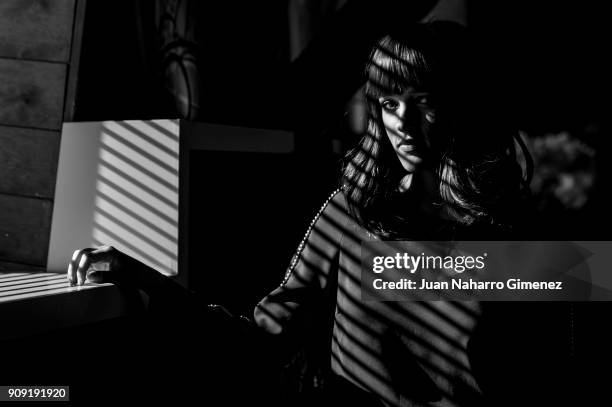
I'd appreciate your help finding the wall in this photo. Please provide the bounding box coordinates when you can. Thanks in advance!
[0,0,85,271]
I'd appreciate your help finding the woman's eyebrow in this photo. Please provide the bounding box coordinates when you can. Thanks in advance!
[378,92,431,100]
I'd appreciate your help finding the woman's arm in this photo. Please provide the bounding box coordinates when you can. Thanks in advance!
[254,188,347,339]
[67,245,192,307]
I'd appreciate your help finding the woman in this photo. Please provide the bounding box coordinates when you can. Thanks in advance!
[68,22,532,406]
[253,22,532,406]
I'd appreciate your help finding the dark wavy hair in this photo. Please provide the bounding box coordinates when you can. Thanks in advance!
[341,22,532,237]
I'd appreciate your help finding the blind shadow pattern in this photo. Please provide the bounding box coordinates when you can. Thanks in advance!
[0,273,97,304]
[255,189,484,407]
[92,120,180,276]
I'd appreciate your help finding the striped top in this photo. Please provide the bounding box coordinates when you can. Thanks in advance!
[254,190,483,407]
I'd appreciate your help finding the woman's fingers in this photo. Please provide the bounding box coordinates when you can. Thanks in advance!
[86,246,115,283]
[67,249,89,285]
[67,250,78,284]
[85,268,106,284]
[67,247,111,286]
[76,251,92,285]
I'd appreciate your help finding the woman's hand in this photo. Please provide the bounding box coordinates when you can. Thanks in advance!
[67,245,133,286]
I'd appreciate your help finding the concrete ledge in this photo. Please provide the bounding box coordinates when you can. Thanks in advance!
[0,272,146,340]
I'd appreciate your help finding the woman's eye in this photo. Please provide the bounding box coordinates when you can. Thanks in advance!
[417,96,430,106]
[380,99,399,111]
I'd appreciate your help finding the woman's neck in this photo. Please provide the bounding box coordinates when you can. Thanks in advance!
[398,170,455,222]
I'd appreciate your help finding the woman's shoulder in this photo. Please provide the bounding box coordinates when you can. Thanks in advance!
[304,187,354,238]
[312,186,349,216]
[310,187,347,224]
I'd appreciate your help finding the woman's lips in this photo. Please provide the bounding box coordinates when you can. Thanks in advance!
[398,141,417,153]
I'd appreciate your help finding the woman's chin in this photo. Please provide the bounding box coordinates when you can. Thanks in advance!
[399,156,423,173]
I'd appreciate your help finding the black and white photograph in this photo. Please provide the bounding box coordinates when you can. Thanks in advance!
[0,0,611,405]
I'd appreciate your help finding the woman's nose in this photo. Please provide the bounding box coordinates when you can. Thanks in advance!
[397,105,420,133]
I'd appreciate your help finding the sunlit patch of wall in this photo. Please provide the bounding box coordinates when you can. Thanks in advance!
[91,120,180,276]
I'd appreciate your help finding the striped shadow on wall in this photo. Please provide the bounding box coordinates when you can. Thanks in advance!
[47,120,180,279]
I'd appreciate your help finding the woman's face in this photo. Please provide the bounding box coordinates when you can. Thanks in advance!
[378,86,436,173]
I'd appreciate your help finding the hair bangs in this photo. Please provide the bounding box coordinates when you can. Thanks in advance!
[366,39,431,99]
